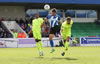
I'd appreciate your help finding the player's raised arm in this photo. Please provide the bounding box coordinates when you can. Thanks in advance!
[28,20,34,35]
[28,29,32,35]
[41,17,47,27]
[44,17,48,22]
[57,13,62,25]
[60,26,63,33]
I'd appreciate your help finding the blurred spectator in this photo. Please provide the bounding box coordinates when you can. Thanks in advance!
[25,19,29,24]
[0,27,3,38]
[27,29,33,38]
[6,33,13,38]
[0,25,7,38]
[26,18,30,24]
[14,31,18,38]
[19,18,24,24]
[42,27,46,37]
[28,32,33,38]
[0,17,5,21]
[18,32,22,38]
[14,18,19,23]
[21,23,25,30]
[42,21,50,37]
[18,32,26,38]
[24,23,27,31]
[26,24,31,33]
[22,32,26,38]
[3,32,7,38]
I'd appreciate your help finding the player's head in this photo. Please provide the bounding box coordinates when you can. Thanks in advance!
[35,12,39,18]
[51,8,57,16]
[66,17,71,24]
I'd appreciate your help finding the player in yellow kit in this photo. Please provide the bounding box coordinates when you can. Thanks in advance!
[32,13,45,56]
[61,17,73,56]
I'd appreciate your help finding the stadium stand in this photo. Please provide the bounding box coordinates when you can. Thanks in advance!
[72,22,100,37]
[0,23,13,38]
[1,21,28,38]
[1,17,100,38]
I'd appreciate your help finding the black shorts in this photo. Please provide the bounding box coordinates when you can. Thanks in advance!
[50,25,60,34]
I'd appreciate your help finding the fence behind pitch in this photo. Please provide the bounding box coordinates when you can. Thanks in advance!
[0,38,61,48]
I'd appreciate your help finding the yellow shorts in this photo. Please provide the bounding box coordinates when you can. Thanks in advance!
[62,33,71,40]
[33,32,41,40]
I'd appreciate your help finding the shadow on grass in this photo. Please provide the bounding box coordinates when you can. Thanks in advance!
[34,57,44,59]
[52,57,78,60]
[34,57,78,61]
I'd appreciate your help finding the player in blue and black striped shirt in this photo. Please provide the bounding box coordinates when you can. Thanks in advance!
[44,8,62,53]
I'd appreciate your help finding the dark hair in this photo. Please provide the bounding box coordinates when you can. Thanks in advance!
[52,8,57,12]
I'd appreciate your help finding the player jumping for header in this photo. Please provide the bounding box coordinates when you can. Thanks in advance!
[61,17,73,56]
[44,8,62,53]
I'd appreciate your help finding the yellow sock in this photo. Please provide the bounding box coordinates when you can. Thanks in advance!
[39,41,43,51]
[36,42,40,51]
[64,41,69,52]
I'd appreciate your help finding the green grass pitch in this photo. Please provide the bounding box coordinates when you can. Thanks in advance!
[0,47,100,64]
